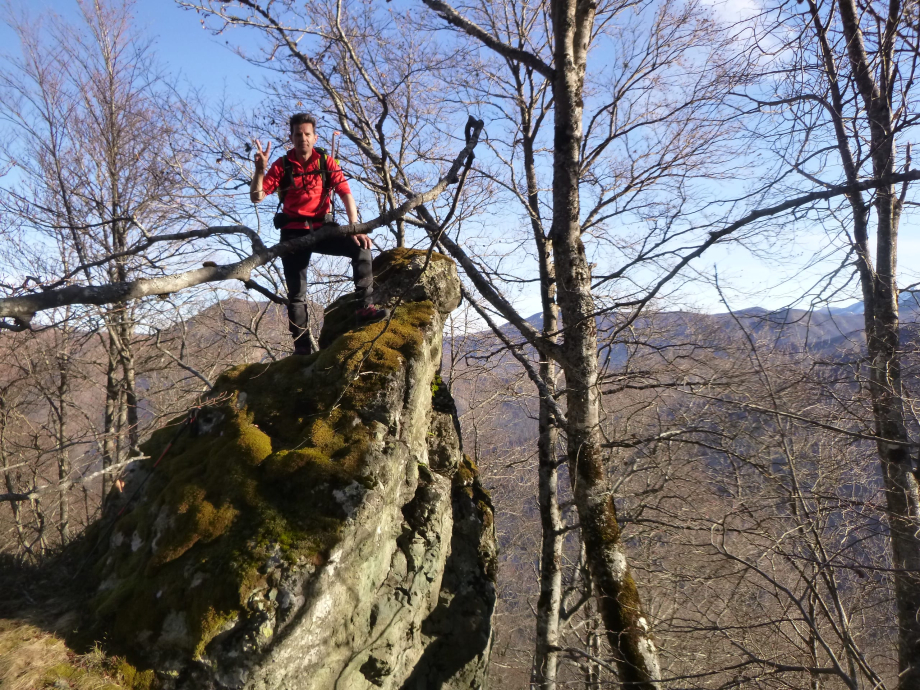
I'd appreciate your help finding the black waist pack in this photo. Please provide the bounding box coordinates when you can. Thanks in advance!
[273,212,333,230]
[273,212,291,230]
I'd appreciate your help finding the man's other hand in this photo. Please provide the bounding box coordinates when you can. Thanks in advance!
[254,139,271,173]
[352,234,372,249]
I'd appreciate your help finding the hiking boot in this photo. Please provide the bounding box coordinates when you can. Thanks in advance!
[356,304,390,326]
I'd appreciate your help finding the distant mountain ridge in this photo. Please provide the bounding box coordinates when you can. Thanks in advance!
[514,297,920,357]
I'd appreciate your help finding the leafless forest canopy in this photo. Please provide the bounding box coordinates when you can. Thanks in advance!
[2,0,920,687]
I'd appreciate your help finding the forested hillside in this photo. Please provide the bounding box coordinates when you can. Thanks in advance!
[2,0,920,688]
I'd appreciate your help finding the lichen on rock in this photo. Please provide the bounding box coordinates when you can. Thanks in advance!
[77,249,495,690]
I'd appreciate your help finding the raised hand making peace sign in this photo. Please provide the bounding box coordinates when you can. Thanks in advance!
[253,139,271,174]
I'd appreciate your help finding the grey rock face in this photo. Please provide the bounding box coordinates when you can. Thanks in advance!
[236,253,494,690]
[370,250,463,318]
[404,410,496,690]
[92,250,495,690]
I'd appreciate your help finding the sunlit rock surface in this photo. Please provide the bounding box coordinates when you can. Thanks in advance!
[89,249,496,690]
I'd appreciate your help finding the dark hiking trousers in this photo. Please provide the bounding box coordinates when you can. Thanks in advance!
[280,227,374,349]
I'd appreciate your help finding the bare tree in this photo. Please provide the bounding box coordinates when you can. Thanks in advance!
[630,307,905,688]
[416,0,742,682]
[725,0,920,682]
[0,0,194,499]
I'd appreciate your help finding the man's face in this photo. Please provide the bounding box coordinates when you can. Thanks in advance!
[291,122,317,160]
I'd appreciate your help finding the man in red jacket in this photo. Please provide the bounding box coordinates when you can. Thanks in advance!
[250,112,386,355]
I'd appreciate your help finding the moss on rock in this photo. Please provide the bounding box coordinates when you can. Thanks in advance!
[319,248,455,350]
[85,297,441,665]
[371,247,452,278]
[453,455,498,583]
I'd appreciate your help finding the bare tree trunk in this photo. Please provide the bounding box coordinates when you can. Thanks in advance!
[548,1,660,685]
[101,332,121,502]
[519,78,566,690]
[55,349,70,543]
[118,313,140,456]
[31,496,48,558]
[533,362,564,689]
[862,204,920,689]
[585,604,601,689]
[83,484,92,528]
[116,383,128,471]
[1,409,29,557]
[857,136,920,689]
[808,589,822,690]
[101,305,137,505]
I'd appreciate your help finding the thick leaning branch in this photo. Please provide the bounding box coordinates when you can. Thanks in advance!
[434,226,571,367]
[420,0,555,79]
[42,225,268,292]
[0,119,485,330]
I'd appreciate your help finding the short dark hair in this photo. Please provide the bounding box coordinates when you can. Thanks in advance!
[289,113,317,134]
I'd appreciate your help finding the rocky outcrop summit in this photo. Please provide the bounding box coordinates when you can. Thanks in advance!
[84,249,496,689]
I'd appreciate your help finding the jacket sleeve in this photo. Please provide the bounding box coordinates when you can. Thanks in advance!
[262,156,284,195]
[326,156,352,199]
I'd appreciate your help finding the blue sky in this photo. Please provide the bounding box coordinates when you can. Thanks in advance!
[0,1,260,104]
[133,1,261,107]
[4,0,912,317]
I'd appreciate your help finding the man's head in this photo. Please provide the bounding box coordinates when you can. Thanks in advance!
[289,113,318,161]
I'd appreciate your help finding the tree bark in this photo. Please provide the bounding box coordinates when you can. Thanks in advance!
[586,605,601,688]
[533,362,563,690]
[55,348,70,543]
[31,496,48,558]
[101,331,121,504]
[0,407,29,556]
[518,74,566,690]
[114,309,140,456]
[548,0,660,685]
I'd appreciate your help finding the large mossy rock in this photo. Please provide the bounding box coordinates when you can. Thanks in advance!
[89,249,496,690]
